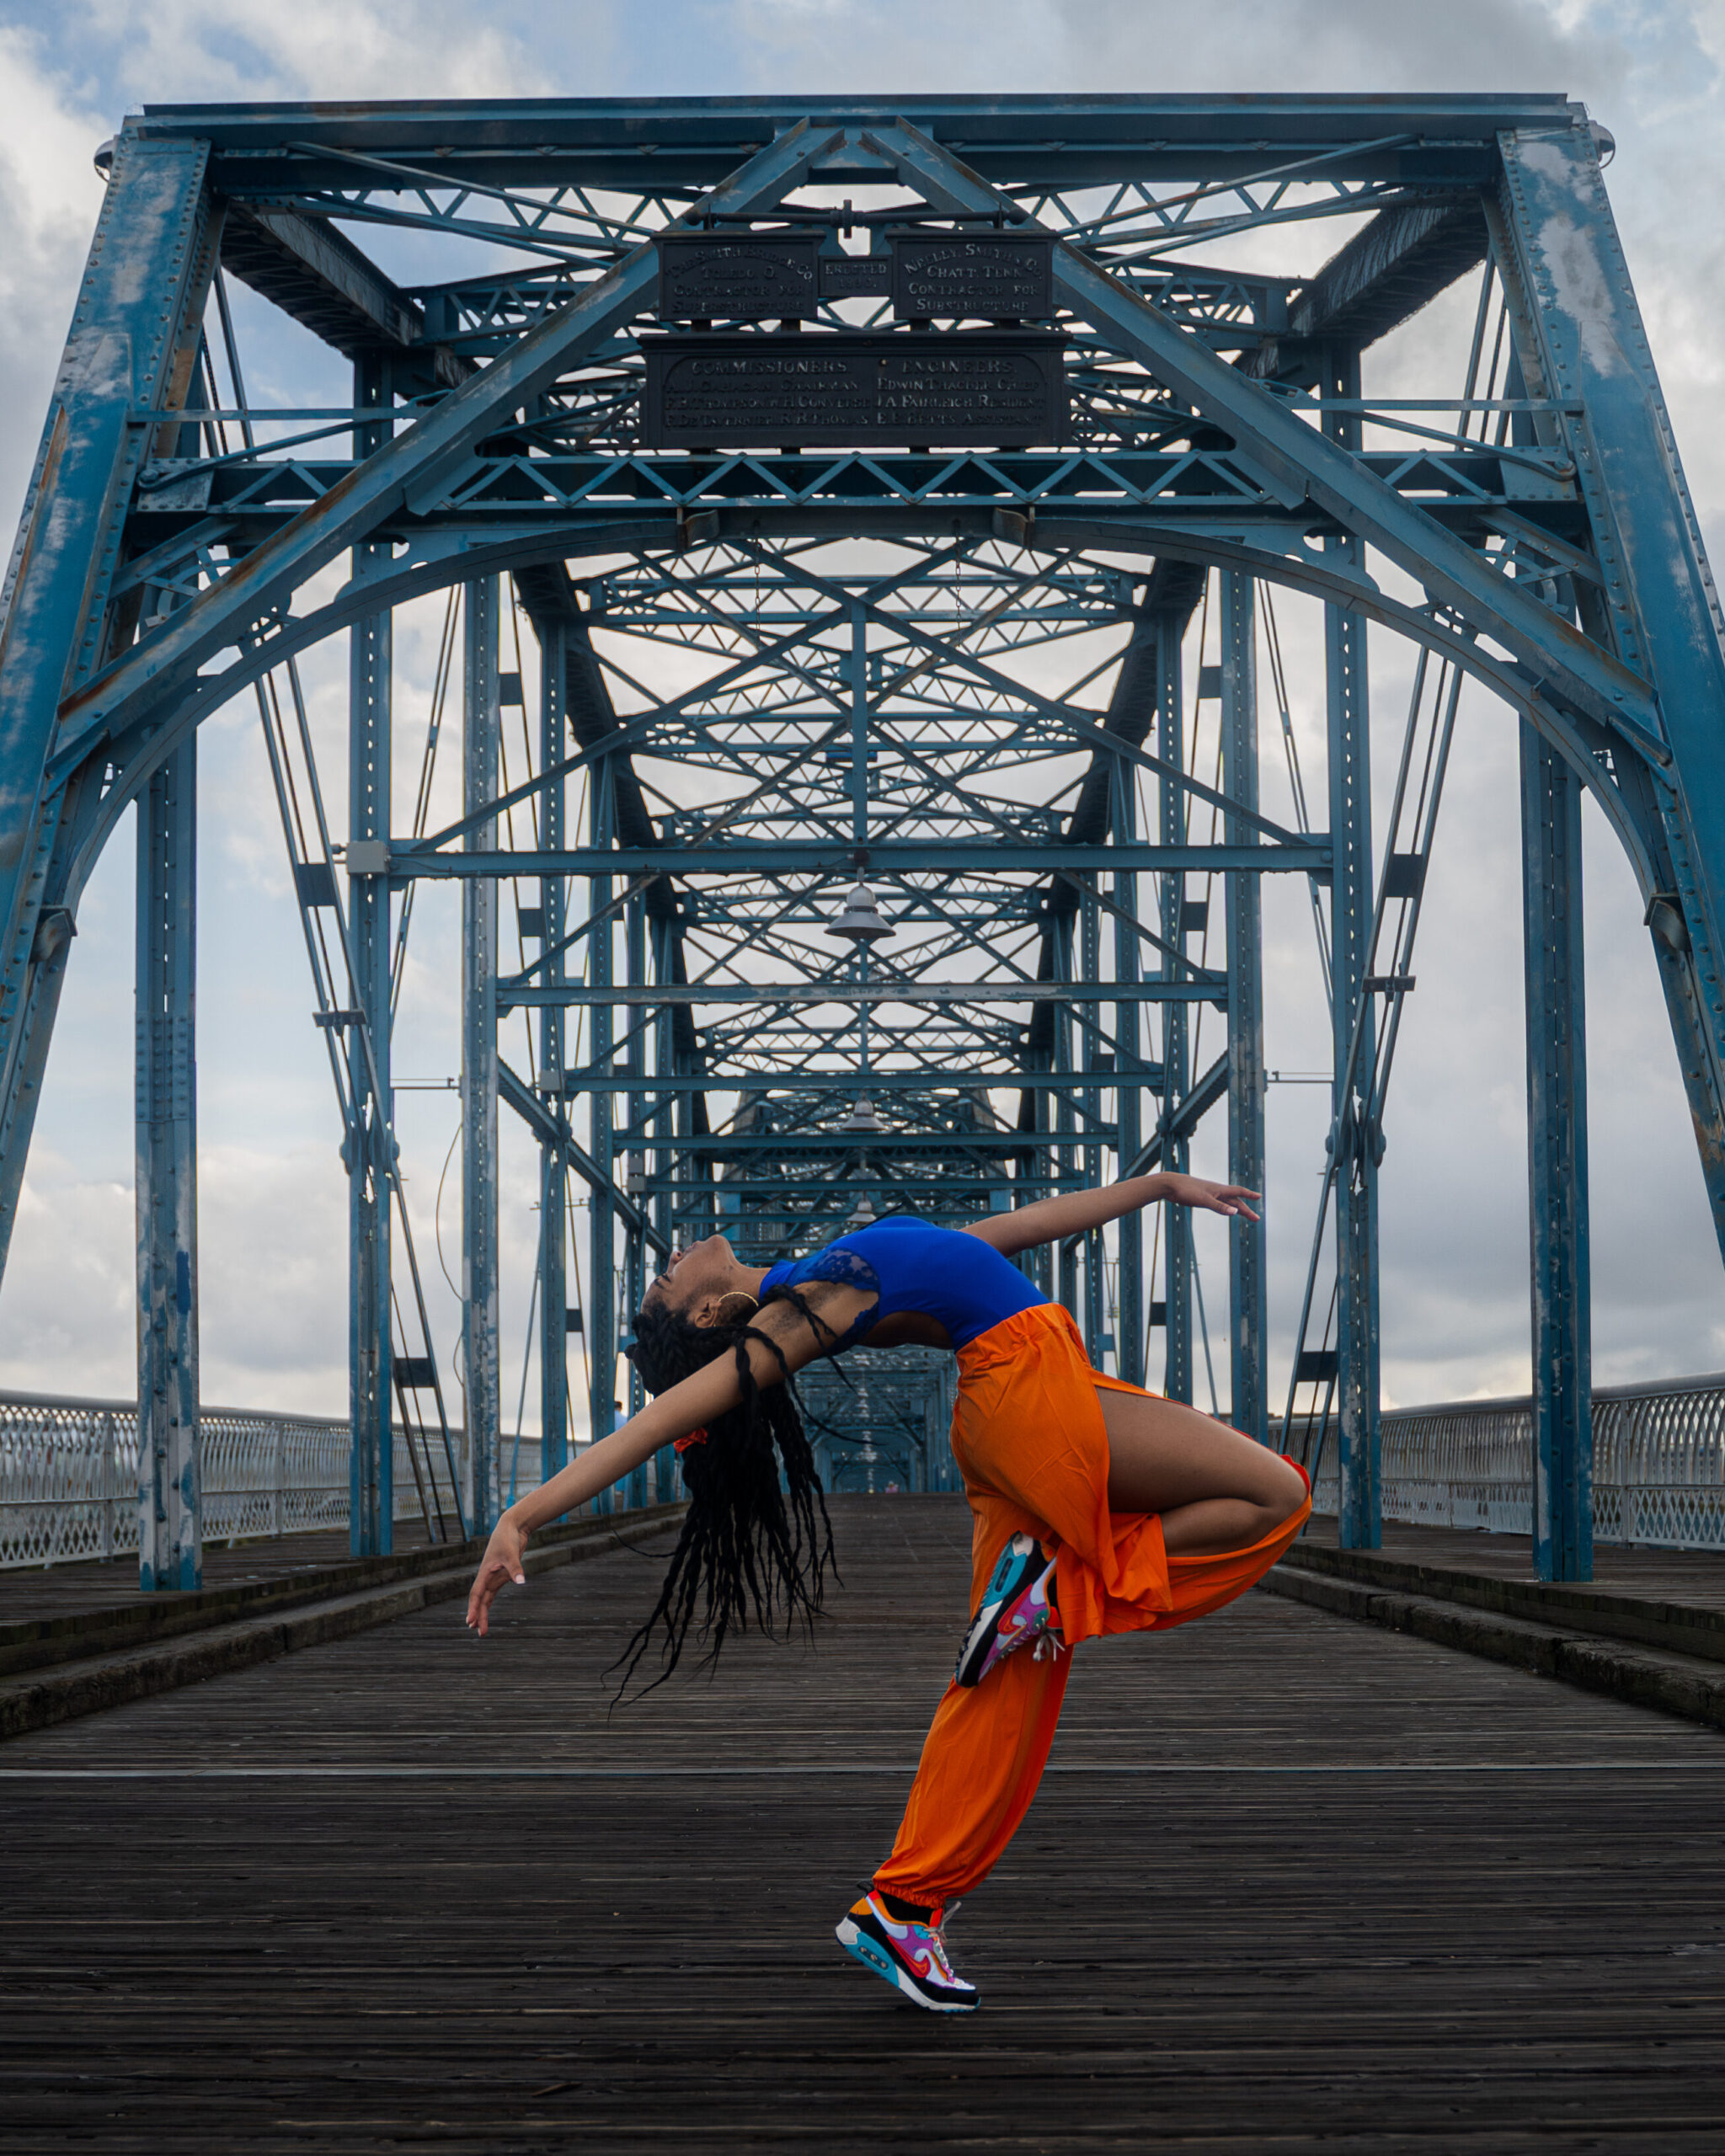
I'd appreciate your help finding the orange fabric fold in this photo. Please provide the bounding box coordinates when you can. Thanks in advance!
[872,1303,1310,1908]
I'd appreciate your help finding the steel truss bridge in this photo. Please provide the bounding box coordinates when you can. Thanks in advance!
[2,95,1721,1592]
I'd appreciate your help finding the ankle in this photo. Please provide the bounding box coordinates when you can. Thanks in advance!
[875,1888,932,1923]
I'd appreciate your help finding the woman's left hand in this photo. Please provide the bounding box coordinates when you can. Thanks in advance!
[1162,1174,1260,1220]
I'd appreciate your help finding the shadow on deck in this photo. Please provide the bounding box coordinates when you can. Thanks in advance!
[3,1494,1724,2152]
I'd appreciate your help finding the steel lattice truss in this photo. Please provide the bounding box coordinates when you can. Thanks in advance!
[2,96,1720,1587]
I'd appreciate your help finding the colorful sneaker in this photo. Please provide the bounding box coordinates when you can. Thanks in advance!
[835,1891,979,2013]
[954,1532,1061,1687]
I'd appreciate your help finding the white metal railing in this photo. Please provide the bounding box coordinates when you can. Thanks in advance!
[10,1368,1725,1571]
[0,1392,465,1570]
[1307,1371,1725,1549]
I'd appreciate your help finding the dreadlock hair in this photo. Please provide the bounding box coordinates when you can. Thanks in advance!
[615,1284,837,1698]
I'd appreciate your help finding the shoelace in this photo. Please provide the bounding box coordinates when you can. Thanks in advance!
[1032,1630,1066,1662]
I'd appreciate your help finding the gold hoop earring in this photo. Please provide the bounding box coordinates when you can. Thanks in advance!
[713,1290,760,1328]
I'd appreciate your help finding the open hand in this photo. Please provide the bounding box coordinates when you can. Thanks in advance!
[465,1513,527,1637]
[1164,1174,1260,1221]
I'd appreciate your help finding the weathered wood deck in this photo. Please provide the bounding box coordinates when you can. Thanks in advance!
[4,1494,1725,2151]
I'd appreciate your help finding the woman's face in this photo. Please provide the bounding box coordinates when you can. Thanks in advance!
[642,1233,740,1322]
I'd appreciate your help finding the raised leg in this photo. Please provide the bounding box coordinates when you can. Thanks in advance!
[1096,1385,1306,1555]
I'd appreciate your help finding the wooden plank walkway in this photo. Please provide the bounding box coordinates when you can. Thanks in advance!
[4,1494,1725,2152]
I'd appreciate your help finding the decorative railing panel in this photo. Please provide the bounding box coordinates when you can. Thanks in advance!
[0,1393,462,1571]
[1307,1372,1725,1549]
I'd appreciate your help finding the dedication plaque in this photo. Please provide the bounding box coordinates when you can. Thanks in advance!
[820,253,892,301]
[640,331,1067,450]
[655,233,822,320]
[890,232,1055,321]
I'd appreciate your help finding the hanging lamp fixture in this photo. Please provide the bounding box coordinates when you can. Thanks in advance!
[825,879,893,943]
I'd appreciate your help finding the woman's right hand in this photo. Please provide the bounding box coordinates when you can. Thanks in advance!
[465,1513,527,1637]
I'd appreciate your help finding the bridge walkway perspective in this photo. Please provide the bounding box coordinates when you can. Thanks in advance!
[4,1495,1725,2151]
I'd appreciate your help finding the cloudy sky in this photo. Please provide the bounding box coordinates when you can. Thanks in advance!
[2,0,1723,1433]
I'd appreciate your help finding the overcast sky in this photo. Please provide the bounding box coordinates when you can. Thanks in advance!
[1,0,1722,1432]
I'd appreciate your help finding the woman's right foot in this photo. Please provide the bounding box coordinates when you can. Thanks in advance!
[954,1532,1060,1686]
[836,1891,980,2012]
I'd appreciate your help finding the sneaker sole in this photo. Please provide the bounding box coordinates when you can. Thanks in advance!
[835,1917,980,2013]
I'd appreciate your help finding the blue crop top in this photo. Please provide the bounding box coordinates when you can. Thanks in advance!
[759,1218,1045,1351]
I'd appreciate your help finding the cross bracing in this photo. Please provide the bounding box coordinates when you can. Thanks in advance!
[2,95,1720,1589]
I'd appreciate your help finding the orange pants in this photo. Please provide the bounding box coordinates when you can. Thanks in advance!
[873,1303,1311,1908]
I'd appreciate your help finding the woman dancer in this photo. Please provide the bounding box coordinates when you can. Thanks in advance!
[466,1171,1311,2013]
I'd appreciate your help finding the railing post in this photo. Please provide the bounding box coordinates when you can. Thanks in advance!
[136,737,200,1593]
[462,578,502,1537]
[1221,572,1267,1444]
[1522,723,1594,1582]
[272,1418,285,1540]
[100,1411,115,1562]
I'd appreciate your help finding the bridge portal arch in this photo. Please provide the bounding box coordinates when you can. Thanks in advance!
[2,96,1718,1593]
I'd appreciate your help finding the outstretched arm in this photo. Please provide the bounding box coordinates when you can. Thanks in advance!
[464,1284,872,1635]
[964,1171,1258,1258]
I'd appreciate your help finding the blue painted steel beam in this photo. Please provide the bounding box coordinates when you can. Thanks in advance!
[462,579,501,1536]
[0,136,216,1279]
[347,357,393,1558]
[135,739,200,1591]
[1221,573,1268,1444]
[129,94,1582,193]
[537,620,570,1508]
[392,845,1329,878]
[1494,130,1725,1260]
[1521,723,1593,1582]
[1157,612,1194,1405]
[1327,355,1383,1549]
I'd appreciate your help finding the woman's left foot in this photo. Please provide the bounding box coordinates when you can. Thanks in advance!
[836,1892,980,2012]
[954,1532,1062,1686]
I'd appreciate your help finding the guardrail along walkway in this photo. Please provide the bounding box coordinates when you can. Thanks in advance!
[5,1496,1725,2152]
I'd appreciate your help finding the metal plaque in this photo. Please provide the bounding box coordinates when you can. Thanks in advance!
[820,253,892,301]
[890,231,1055,320]
[641,331,1067,450]
[655,232,822,320]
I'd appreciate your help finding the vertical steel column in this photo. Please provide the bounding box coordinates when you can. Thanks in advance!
[623,889,648,1511]
[1081,884,1106,1360]
[1522,724,1594,1582]
[588,756,617,1513]
[347,355,393,1556]
[1221,572,1268,1443]
[136,741,199,1592]
[1328,591,1382,1543]
[1114,755,1144,1386]
[462,578,501,1536]
[651,910,677,1503]
[1324,346,1382,1543]
[1054,913,1078,1319]
[537,620,569,1504]
[1158,613,1194,1402]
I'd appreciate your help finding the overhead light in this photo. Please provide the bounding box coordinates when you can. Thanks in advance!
[836,1093,884,1134]
[825,879,893,943]
[847,1194,878,1230]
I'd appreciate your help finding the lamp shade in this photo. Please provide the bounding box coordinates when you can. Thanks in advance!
[825,880,893,942]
